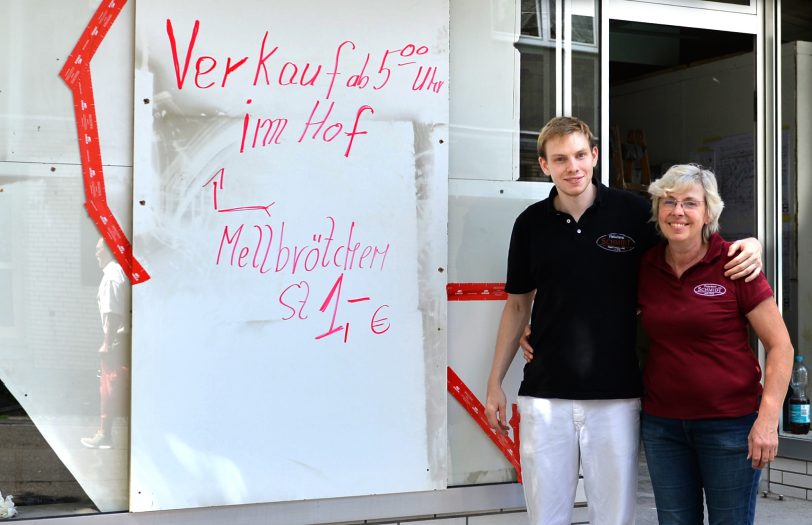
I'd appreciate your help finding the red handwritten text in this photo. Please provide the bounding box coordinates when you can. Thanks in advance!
[296,101,374,158]
[165,19,443,96]
[278,272,390,343]
[215,216,389,275]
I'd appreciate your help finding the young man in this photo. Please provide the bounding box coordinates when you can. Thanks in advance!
[484,116,762,525]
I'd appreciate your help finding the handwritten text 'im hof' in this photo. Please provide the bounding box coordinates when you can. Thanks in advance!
[166,19,445,158]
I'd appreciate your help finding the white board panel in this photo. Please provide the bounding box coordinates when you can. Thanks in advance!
[449,0,518,181]
[131,0,448,511]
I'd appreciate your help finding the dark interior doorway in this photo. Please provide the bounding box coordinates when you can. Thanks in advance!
[608,21,756,240]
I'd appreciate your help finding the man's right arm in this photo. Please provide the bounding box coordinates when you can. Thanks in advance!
[99,312,124,353]
[485,291,534,436]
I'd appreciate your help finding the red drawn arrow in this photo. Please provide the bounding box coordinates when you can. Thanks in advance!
[203,168,275,216]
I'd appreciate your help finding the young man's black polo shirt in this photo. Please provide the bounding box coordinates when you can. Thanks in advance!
[505,178,658,400]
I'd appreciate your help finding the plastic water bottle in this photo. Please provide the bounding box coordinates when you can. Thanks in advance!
[789,355,810,435]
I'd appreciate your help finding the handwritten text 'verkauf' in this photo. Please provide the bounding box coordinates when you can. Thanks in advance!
[166,19,444,158]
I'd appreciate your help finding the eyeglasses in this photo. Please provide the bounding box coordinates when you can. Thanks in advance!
[660,198,704,211]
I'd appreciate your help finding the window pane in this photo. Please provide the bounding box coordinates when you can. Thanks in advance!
[0,175,132,515]
[0,1,133,516]
[572,14,595,45]
[520,0,540,37]
[518,48,556,181]
[517,0,599,181]
[571,1,599,153]
[572,52,599,143]
[550,0,557,39]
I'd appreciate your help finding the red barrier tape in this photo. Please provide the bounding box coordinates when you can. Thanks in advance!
[60,0,149,285]
[447,366,521,482]
[446,282,507,301]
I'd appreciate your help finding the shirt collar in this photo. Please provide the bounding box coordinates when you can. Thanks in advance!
[102,261,120,274]
[702,232,726,264]
[543,176,605,215]
[652,232,726,270]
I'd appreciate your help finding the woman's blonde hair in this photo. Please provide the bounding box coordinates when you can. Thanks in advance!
[648,163,724,242]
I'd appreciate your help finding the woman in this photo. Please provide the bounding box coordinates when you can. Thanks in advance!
[638,164,794,525]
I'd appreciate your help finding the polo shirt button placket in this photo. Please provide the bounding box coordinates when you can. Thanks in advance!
[563,217,583,235]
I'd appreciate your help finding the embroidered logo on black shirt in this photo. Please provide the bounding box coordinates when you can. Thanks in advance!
[694,283,727,297]
[596,233,636,253]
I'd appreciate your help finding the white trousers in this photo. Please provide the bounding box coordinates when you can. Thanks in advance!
[518,396,640,525]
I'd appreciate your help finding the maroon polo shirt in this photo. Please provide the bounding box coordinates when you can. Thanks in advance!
[638,233,774,419]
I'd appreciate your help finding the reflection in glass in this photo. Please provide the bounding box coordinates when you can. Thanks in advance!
[0,177,123,516]
[80,239,131,451]
[518,49,556,181]
[520,0,556,40]
[572,14,595,45]
[520,0,540,37]
[572,53,599,147]
[0,173,133,516]
[550,0,556,40]
[1,0,135,513]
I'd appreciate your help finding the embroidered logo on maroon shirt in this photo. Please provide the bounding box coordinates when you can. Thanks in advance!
[595,233,636,253]
[694,283,727,297]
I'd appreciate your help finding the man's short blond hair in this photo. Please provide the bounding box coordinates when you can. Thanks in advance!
[537,116,596,159]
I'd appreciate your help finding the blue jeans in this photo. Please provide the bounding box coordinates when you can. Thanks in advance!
[641,412,761,525]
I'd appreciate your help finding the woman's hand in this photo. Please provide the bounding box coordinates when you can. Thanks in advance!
[748,414,779,469]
